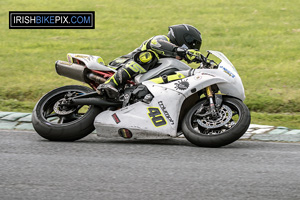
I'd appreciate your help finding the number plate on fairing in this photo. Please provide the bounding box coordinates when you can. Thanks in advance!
[147,107,167,127]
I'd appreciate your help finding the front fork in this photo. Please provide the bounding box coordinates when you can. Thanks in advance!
[206,86,218,118]
[195,85,223,118]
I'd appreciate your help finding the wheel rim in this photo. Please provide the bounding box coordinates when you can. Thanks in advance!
[40,90,92,125]
[191,100,241,136]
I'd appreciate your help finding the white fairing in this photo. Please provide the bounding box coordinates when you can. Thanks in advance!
[94,87,185,139]
[209,50,245,101]
[94,50,246,139]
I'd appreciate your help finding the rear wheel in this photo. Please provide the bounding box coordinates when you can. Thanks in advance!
[182,97,251,147]
[32,85,102,141]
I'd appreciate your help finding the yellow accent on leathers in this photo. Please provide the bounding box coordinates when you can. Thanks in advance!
[126,61,147,73]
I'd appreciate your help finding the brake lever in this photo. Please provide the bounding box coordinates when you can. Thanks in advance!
[201,56,218,69]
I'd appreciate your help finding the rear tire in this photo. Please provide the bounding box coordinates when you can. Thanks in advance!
[182,97,251,147]
[32,85,102,141]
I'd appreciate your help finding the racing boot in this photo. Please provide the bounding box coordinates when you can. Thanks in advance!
[97,60,146,98]
[97,80,119,99]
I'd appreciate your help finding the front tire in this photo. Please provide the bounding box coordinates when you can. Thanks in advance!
[32,85,102,141]
[182,97,251,147]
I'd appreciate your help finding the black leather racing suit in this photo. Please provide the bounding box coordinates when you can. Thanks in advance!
[98,35,181,98]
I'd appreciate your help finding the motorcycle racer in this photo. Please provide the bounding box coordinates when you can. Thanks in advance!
[97,24,203,98]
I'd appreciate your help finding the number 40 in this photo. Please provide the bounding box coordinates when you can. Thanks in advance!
[147,107,167,127]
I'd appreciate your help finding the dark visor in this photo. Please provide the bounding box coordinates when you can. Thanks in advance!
[184,35,201,49]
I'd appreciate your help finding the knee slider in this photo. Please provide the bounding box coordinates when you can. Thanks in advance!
[134,51,158,71]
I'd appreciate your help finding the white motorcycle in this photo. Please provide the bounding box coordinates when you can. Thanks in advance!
[32,50,251,147]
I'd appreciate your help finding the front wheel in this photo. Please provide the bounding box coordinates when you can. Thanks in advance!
[32,85,102,141]
[182,97,251,147]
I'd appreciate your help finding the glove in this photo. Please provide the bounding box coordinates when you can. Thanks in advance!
[185,49,202,63]
[175,47,187,58]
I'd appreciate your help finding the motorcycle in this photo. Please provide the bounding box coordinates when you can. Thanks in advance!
[32,50,251,147]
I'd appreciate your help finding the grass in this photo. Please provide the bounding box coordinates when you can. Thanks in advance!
[251,112,300,129]
[0,0,300,128]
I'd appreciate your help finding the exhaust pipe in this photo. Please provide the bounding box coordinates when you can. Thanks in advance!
[55,60,89,83]
[87,73,106,84]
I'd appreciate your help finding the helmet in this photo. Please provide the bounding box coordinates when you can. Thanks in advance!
[167,24,202,50]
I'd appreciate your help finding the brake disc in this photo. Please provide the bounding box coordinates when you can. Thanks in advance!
[197,105,232,129]
[53,98,77,115]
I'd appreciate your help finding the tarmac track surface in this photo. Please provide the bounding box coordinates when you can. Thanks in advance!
[1,130,300,200]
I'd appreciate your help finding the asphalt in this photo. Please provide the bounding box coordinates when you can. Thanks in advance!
[1,111,300,143]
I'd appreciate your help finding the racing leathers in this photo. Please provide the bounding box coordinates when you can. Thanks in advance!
[97,35,198,98]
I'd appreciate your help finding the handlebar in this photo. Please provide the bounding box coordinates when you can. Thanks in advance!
[177,47,218,69]
[185,51,217,69]
[185,50,204,63]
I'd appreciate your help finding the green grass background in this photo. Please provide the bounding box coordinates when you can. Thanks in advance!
[1,0,299,128]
